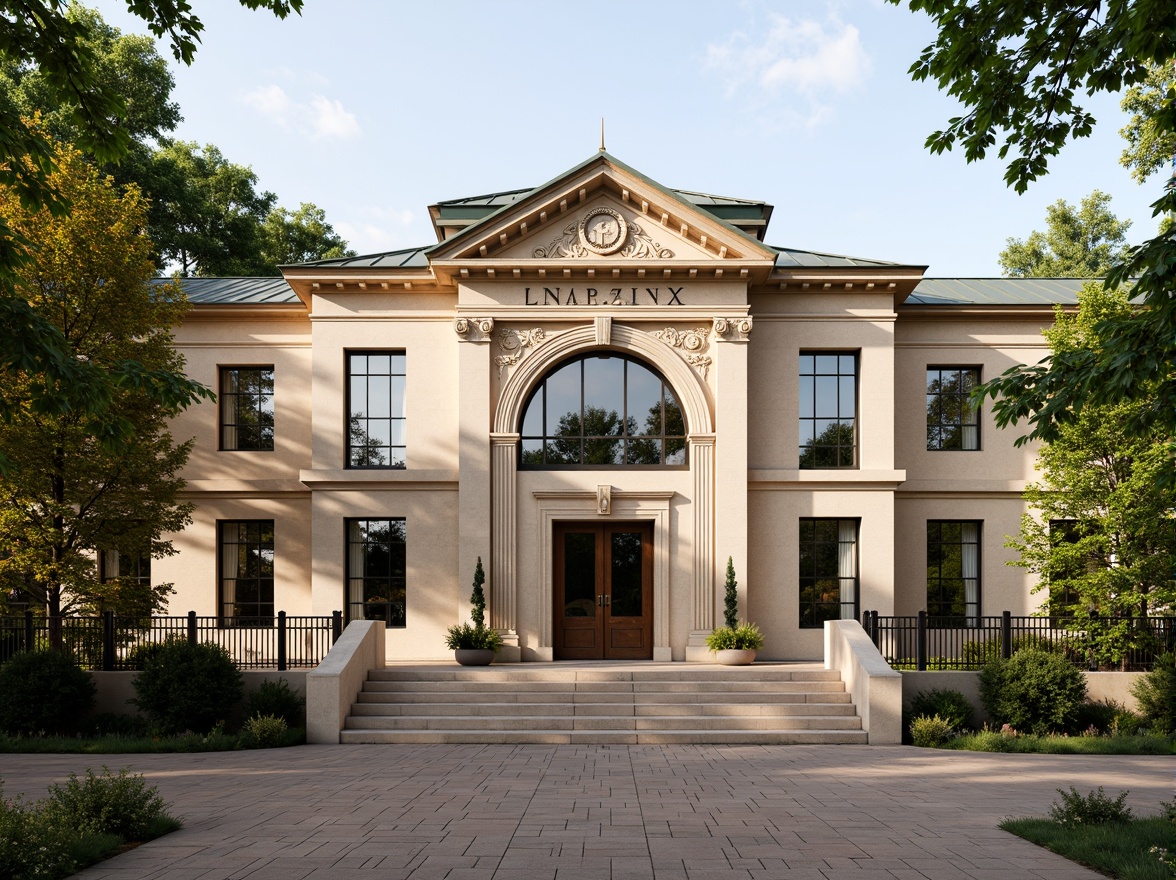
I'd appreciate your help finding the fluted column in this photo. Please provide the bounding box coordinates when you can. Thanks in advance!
[489,432,520,660]
[685,433,716,660]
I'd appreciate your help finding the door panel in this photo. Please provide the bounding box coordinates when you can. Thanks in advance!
[554,522,652,660]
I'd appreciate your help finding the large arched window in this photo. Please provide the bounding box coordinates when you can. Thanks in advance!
[519,353,686,467]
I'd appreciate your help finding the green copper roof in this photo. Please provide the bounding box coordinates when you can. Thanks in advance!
[281,246,431,270]
[771,246,907,269]
[156,276,300,304]
[906,278,1087,305]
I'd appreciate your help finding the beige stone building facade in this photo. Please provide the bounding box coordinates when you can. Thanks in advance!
[158,152,1080,662]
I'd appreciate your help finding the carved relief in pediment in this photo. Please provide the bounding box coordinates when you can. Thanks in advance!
[532,207,676,260]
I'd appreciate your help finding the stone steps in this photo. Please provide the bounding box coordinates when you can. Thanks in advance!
[339,663,868,745]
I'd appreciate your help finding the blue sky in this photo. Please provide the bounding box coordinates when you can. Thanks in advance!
[90,0,1165,276]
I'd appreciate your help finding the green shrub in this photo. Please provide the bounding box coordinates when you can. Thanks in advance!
[245,678,305,728]
[705,622,765,651]
[978,649,1088,735]
[44,767,172,840]
[242,713,288,748]
[443,623,504,651]
[131,641,242,734]
[0,785,78,880]
[1048,786,1133,827]
[0,650,96,736]
[1131,652,1176,733]
[908,688,973,730]
[123,641,167,671]
[910,714,955,747]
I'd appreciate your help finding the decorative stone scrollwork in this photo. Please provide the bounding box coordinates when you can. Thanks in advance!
[453,316,495,342]
[494,326,548,377]
[713,316,753,342]
[533,216,675,259]
[596,485,611,516]
[651,326,713,379]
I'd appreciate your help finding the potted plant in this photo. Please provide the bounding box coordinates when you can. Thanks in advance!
[444,557,503,666]
[705,557,764,665]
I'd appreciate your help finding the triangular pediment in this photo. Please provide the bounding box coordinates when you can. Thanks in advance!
[427,153,777,277]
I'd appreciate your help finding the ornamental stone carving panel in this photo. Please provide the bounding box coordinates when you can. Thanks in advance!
[494,326,549,377]
[453,317,495,342]
[651,326,712,378]
[533,213,675,259]
[713,316,753,342]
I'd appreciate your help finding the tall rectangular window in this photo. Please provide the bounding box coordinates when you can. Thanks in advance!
[220,367,274,451]
[1047,519,1083,620]
[347,352,405,468]
[927,520,981,625]
[219,520,274,625]
[798,518,859,628]
[926,367,980,451]
[799,353,856,468]
[346,518,406,627]
[99,548,150,589]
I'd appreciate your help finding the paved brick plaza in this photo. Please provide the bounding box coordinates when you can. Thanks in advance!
[2,744,1169,879]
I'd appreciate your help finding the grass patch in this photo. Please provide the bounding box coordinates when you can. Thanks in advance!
[1001,816,1175,880]
[941,731,1175,755]
[0,726,305,754]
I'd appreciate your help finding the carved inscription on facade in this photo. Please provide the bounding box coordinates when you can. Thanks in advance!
[524,287,685,306]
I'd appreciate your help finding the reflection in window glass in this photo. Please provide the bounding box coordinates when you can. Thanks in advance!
[519,354,687,467]
[798,519,858,628]
[348,352,405,468]
[219,520,275,625]
[799,352,856,468]
[220,367,274,450]
[927,520,981,626]
[926,367,980,450]
[347,518,406,627]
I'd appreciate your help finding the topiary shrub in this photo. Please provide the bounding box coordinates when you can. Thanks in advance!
[978,648,1087,735]
[0,649,96,736]
[131,641,242,735]
[910,714,955,747]
[245,678,305,729]
[1131,651,1176,733]
[908,688,974,730]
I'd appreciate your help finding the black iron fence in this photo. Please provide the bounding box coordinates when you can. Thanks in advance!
[0,611,343,671]
[862,610,1176,672]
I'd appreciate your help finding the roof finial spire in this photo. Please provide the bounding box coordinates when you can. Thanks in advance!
[600,117,606,152]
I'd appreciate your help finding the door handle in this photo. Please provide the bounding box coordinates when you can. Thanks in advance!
[597,595,604,606]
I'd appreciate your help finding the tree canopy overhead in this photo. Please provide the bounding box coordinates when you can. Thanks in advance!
[999,190,1131,278]
[891,0,1176,472]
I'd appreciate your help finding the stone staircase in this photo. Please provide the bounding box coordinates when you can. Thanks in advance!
[339,663,867,744]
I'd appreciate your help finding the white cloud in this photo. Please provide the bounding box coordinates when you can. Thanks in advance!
[242,85,361,141]
[336,211,416,255]
[705,12,870,127]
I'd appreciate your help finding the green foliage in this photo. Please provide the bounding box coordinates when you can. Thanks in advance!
[1132,652,1176,733]
[245,678,305,729]
[131,640,242,734]
[444,623,503,651]
[705,622,765,652]
[1119,61,1176,185]
[908,688,973,730]
[947,729,1175,755]
[910,714,955,747]
[1049,786,1133,827]
[259,202,354,273]
[44,766,171,839]
[0,784,80,880]
[0,650,95,735]
[470,557,487,628]
[978,649,1088,734]
[723,557,738,629]
[241,714,288,748]
[999,191,1130,278]
[1003,815,1174,880]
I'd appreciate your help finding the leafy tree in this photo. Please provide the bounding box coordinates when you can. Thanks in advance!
[999,191,1131,278]
[0,142,194,618]
[260,202,355,272]
[799,422,855,468]
[1119,60,1176,185]
[0,0,300,469]
[1007,284,1174,659]
[890,1,1176,471]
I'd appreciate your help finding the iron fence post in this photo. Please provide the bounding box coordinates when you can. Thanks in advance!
[277,611,287,671]
[187,610,197,646]
[916,610,927,671]
[23,610,33,651]
[332,610,343,643]
[102,610,115,671]
[1001,610,1012,659]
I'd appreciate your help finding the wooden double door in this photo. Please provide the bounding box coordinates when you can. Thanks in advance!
[553,521,653,660]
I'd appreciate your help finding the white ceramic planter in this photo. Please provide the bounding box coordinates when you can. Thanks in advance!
[715,648,756,666]
[454,649,496,666]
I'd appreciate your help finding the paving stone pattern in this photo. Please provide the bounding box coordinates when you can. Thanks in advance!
[2,744,1169,879]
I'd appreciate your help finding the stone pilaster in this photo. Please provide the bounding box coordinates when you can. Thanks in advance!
[489,432,521,661]
[685,433,716,660]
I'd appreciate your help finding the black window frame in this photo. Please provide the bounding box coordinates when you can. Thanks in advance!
[98,547,151,590]
[798,517,860,628]
[926,366,981,451]
[926,519,982,626]
[219,366,275,451]
[346,351,406,469]
[518,352,688,469]
[798,352,858,469]
[217,519,275,627]
[345,517,407,628]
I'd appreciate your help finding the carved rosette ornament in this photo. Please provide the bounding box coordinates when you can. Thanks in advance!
[713,316,753,342]
[494,327,548,377]
[453,317,495,343]
[651,326,713,378]
[533,211,675,259]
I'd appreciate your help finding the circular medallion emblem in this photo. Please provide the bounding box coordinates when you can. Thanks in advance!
[577,207,628,255]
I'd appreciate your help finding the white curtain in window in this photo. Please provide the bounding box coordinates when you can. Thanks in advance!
[838,520,857,619]
[961,424,979,450]
[348,522,366,608]
[961,522,980,625]
[221,529,239,615]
